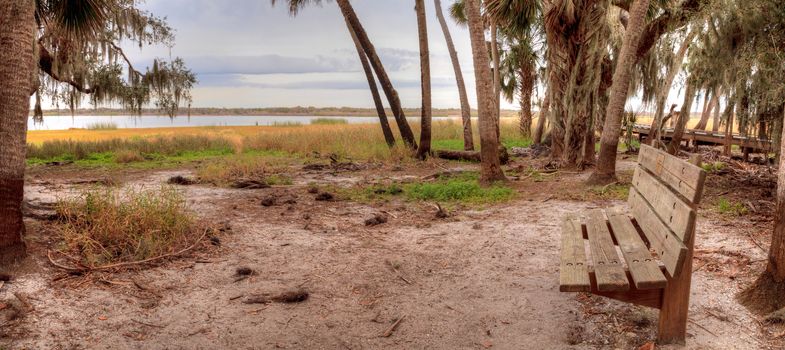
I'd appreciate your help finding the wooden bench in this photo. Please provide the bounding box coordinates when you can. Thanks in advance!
[559,144,707,344]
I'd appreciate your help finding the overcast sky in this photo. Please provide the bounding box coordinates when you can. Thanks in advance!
[115,0,527,110]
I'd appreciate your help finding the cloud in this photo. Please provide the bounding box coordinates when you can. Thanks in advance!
[184,54,357,75]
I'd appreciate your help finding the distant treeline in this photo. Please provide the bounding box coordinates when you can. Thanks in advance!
[34,106,522,118]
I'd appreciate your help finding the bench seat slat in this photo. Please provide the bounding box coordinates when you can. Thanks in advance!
[637,144,706,204]
[559,216,590,292]
[605,207,668,290]
[632,166,696,242]
[628,188,688,278]
[585,210,629,292]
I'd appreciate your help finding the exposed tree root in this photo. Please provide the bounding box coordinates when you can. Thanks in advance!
[586,172,618,186]
[737,272,785,315]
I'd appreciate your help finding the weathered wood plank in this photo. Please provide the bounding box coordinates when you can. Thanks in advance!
[560,216,590,292]
[637,144,707,204]
[606,207,668,290]
[632,166,696,242]
[628,188,688,278]
[585,210,629,292]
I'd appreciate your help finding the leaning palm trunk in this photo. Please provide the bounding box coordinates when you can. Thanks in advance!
[415,0,432,159]
[518,59,535,138]
[648,30,695,145]
[335,0,417,149]
[0,0,35,263]
[434,0,474,150]
[667,80,696,155]
[345,18,395,147]
[712,92,722,133]
[591,0,650,183]
[465,0,506,184]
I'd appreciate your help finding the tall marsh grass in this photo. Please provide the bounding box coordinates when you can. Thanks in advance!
[28,120,532,164]
[86,121,118,130]
[310,118,348,125]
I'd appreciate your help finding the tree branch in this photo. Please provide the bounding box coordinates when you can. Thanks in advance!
[37,43,96,94]
[104,40,142,77]
[635,0,706,63]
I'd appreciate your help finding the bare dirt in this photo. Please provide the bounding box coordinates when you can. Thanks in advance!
[1,154,782,349]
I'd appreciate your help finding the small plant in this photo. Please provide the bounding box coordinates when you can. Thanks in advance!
[716,197,748,216]
[311,118,348,125]
[701,162,726,173]
[86,121,118,130]
[55,186,198,266]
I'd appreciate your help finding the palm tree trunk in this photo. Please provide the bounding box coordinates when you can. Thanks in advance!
[344,17,395,147]
[724,103,734,156]
[0,0,34,264]
[590,0,650,183]
[434,0,474,151]
[770,108,785,281]
[695,90,717,131]
[335,0,417,149]
[667,80,696,155]
[415,0,432,159]
[533,93,549,145]
[465,0,506,184]
[648,30,695,145]
[490,20,501,140]
[518,59,534,138]
[712,92,722,133]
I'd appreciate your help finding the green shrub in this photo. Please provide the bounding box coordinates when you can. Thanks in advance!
[404,172,514,203]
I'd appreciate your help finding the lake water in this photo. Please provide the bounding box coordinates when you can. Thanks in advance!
[28,115,466,131]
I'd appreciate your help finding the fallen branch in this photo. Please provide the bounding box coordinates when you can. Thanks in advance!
[382,314,407,337]
[48,228,209,272]
[434,147,509,165]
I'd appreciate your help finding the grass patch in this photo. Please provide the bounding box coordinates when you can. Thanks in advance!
[405,173,514,203]
[55,186,198,266]
[716,197,748,216]
[502,138,532,149]
[86,121,118,130]
[588,182,630,200]
[114,149,145,163]
[432,139,466,151]
[311,118,348,125]
[196,155,291,186]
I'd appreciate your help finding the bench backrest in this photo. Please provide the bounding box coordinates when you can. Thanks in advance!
[628,144,707,278]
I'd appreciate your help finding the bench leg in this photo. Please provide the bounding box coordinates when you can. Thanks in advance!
[657,235,694,344]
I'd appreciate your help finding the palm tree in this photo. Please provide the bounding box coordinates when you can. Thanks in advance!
[273,0,418,149]
[647,29,695,145]
[0,0,35,264]
[0,0,194,263]
[434,0,474,150]
[465,0,506,184]
[590,0,651,183]
[415,0,432,159]
[344,17,396,147]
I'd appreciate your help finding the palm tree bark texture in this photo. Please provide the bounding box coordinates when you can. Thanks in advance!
[592,0,651,182]
[433,0,474,151]
[546,0,610,168]
[415,0,432,159]
[0,0,35,264]
[464,0,506,184]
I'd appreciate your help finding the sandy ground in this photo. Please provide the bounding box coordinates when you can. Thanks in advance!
[1,156,782,349]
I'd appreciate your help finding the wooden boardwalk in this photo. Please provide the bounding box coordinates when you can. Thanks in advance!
[631,124,774,153]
